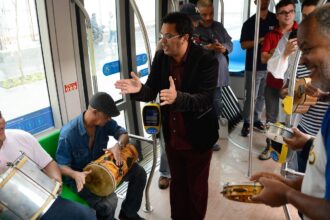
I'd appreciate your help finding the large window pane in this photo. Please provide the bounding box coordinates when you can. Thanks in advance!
[218,0,244,40]
[84,0,122,102]
[0,0,54,134]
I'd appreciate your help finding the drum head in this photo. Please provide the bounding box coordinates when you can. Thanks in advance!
[84,163,116,197]
[221,182,263,203]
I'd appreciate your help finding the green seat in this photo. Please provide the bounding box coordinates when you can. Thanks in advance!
[38,130,88,206]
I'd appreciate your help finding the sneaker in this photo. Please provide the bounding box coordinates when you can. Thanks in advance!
[158,176,170,189]
[258,147,271,160]
[253,121,265,132]
[119,210,145,220]
[212,143,221,151]
[241,122,250,137]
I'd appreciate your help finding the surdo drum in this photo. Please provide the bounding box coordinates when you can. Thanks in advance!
[0,153,61,220]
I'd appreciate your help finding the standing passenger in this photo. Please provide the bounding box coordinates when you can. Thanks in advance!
[240,0,278,137]
[266,0,329,172]
[115,12,219,220]
[259,0,297,160]
[158,2,203,190]
[194,0,233,151]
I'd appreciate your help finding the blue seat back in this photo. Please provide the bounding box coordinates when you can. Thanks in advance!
[228,40,246,75]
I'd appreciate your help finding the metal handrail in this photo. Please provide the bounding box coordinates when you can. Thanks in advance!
[218,0,224,24]
[128,133,157,212]
[247,0,261,178]
[71,0,98,93]
[129,0,152,73]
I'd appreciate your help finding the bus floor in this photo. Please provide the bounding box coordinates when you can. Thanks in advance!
[115,122,301,220]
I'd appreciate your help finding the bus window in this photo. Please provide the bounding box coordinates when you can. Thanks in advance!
[0,0,54,134]
[84,0,122,102]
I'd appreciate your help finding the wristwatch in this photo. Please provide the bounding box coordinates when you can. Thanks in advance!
[117,140,124,149]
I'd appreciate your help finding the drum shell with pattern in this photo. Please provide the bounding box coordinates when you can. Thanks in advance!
[83,143,138,197]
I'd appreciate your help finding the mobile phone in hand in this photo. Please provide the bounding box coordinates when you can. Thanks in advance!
[289,29,297,40]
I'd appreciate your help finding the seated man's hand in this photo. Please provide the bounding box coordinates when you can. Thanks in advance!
[110,144,123,166]
[283,127,311,150]
[251,177,293,207]
[73,170,92,192]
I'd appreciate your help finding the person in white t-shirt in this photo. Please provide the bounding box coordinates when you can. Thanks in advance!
[0,111,96,220]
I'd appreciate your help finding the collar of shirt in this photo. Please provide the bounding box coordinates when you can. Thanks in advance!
[77,112,87,137]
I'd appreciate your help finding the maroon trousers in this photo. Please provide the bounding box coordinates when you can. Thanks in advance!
[166,146,213,220]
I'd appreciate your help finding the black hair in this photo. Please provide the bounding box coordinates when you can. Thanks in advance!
[162,12,193,38]
[275,0,296,12]
[301,0,319,9]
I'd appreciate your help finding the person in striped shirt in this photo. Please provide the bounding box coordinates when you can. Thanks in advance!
[267,0,330,172]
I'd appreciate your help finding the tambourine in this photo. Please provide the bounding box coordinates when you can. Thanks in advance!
[265,122,293,144]
[221,182,263,203]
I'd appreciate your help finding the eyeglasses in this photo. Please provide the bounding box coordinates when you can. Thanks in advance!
[277,9,295,16]
[159,33,181,41]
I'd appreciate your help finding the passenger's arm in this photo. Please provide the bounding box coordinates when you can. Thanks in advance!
[261,51,274,64]
[251,172,303,191]
[283,127,312,150]
[43,160,62,183]
[255,176,330,220]
[286,188,330,220]
[241,37,265,49]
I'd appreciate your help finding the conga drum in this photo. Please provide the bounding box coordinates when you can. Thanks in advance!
[0,153,61,220]
[83,143,139,196]
[221,182,263,203]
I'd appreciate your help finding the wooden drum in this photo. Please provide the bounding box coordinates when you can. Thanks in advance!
[83,144,138,196]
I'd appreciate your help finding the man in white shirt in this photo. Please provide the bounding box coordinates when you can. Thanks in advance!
[0,110,96,220]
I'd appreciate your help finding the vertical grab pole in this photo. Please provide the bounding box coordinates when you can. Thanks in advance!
[71,0,98,93]
[247,0,261,178]
[129,0,152,71]
[128,0,155,212]
[219,0,225,24]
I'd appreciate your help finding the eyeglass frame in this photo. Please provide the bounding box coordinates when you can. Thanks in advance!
[277,9,295,16]
[159,33,182,41]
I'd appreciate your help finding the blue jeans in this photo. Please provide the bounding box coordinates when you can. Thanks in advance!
[242,70,266,123]
[159,131,171,178]
[213,87,223,119]
[76,163,146,220]
[41,197,96,220]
